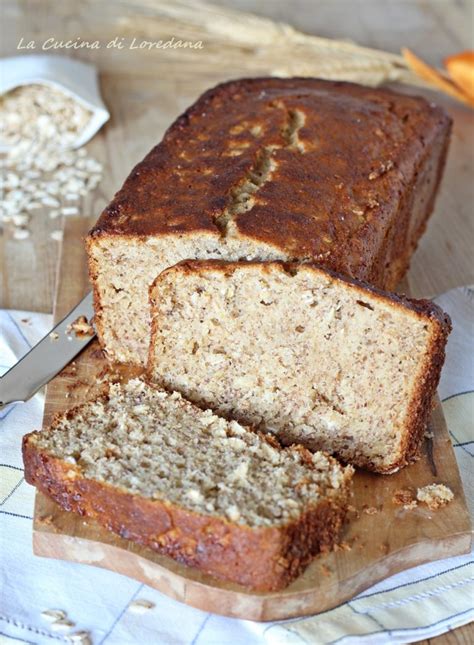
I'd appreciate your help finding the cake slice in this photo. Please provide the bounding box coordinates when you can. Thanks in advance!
[23,379,353,591]
[148,261,451,473]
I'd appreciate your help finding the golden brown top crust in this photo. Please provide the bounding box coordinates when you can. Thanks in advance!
[89,77,450,271]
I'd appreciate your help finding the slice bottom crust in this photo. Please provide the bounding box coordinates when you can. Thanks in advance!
[23,379,353,591]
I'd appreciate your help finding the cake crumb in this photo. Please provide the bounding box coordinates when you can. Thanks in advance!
[320,564,332,577]
[38,514,54,525]
[393,488,416,507]
[334,541,351,552]
[346,504,360,519]
[66,315,95,339]
[128,599,155,614]
[363,505,378,515]
[417,484,454,510]
[379,542,390,555]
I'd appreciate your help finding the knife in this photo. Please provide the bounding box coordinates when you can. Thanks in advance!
[0,292,95,410]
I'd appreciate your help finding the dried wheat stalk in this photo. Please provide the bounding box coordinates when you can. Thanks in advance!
[115,0,431,89]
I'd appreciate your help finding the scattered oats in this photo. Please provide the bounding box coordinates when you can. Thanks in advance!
[128,599,155,614]
[51,230,63,242]
[41,609,67,621]
[41,196,60,207]
[24,169,41,179]
[11,214,29,226]
[50,618,75,631]
[417,484,454,510]
[49,332,59,341]
[26,202,41,210]
[61,206,79,216]
[13,228,30,240]
[68,631,92,645]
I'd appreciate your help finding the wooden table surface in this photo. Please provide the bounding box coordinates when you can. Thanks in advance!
[1,0,472,642]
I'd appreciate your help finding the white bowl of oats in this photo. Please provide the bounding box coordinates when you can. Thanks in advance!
[0,56,109,239]
[0,55,110,151]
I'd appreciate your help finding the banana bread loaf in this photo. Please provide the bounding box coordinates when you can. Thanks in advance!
[148,261,451,473]
[23,379,353,591]
[87,77,451,365]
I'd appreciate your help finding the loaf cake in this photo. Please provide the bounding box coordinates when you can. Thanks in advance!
[23,379,353,591]
[86,77,451,365]
[148,261,451,473]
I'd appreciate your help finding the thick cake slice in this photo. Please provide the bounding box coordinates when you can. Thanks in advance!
[87,77,451,365]
[148,261,451,473]
[23,379,353,591]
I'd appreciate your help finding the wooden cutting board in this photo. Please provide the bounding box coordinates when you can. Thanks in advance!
[33,216,472,622]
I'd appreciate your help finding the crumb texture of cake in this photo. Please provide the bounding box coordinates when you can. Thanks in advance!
[22,378,353,591]
[416,484,454,510]
[149,261,451,473]
[86,77,451,365]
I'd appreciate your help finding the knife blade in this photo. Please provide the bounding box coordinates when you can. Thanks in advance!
[0,292,95,410]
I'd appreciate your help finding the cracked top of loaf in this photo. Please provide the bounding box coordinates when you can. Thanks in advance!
[89,77,450,271]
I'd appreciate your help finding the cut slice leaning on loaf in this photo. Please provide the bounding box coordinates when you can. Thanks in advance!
[23,379,353,591]
[148,261,451,473]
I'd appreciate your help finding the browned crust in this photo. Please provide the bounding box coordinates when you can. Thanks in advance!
[394,312,451,472]
[148,259,451,474]
[22,392,352,592]
[86,77,452,291]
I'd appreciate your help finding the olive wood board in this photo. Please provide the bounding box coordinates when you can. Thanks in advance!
[32,218,472,622]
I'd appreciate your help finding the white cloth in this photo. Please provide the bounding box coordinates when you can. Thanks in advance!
[0,287,473,645]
